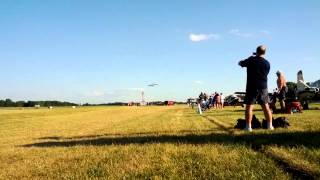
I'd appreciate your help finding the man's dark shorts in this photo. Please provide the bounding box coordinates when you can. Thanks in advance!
[244,89,269,105]
[277,87,287,101]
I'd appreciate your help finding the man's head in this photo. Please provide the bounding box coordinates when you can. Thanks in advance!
[276,70,283,77]
[256,45,266,56]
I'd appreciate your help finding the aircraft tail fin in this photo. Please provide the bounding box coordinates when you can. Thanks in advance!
[297,70,311,92]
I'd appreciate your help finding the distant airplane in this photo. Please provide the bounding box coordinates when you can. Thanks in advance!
[297,70,319,94]
[148,83,159,87]
[296,70,320,109]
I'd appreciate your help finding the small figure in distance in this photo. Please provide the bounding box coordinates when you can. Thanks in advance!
[238,45,274,132]
[276,70,287,112]
[211,92,216,109]
[214,92,221,109]
[220,93,225,109]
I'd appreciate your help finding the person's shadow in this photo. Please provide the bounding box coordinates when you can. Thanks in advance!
[21,130,320,149]
[19,129,320,179]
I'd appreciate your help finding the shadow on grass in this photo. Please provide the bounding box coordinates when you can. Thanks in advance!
[36,129,221,140]
[227,109,265,113]
[304,108,320,111]
[23,131,320,149]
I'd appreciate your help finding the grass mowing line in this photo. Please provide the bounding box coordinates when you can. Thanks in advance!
[242,138,320,179]
[249,142,320,179]
[263,148,320,180]
[203,114,319,179]
[202,115,236,135]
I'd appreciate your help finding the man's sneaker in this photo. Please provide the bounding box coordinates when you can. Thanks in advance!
[267,125,274,130]
[244,127,252,132]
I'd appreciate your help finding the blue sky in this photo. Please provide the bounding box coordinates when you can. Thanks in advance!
[0,0,319,103]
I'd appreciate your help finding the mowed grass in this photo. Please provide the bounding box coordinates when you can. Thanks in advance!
[0,104,319,179]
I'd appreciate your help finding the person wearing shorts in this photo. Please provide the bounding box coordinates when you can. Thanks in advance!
[238,45,274,131]
[276,70,287,111]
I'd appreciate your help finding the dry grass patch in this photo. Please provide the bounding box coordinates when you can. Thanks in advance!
[0,105,319,179]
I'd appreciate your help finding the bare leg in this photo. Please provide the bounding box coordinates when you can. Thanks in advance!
[261,103,273,129]
[197,103,202,114]
[245,104,254,129]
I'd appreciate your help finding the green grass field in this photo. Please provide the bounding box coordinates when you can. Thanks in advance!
[1,104,320,179]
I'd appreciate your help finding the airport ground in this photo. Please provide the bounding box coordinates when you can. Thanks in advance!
[0,104,319,179]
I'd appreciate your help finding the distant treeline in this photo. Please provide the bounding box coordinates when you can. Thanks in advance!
[82,102,127,106]
[0,99,78,107]
[0,99,186,107]
[82,101,186,106]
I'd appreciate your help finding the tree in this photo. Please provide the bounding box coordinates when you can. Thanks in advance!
[16,101,25,107]
[0,100,5,107]
[0,99,79,107]
[4,99,15,107]
[286,82,297,99]
[286,82,297,90]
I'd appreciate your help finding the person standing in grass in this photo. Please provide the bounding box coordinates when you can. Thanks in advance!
[211,92,216,109]
[238,45,274,131]
[276,70,287,111]
[220,93,225,109]
[215,92,221,109]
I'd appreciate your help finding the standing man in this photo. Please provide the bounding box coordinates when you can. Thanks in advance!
[211,92,216,109]
[238,45,274,131]
[276,70,287,111]
[220,93,225,109]
[214,92,221,109]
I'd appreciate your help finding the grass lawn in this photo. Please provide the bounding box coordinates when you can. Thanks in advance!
[0,104,319,179]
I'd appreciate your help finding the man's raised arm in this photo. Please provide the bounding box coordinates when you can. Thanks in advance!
[238,56,254,67]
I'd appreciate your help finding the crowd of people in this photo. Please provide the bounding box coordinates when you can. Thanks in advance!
[198,92,225,110]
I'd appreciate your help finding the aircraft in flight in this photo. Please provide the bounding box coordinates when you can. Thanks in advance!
[148,83,159,87]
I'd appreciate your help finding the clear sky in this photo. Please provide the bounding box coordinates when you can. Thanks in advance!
[1,0,319,103]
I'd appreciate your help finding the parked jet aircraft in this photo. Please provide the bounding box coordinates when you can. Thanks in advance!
[296,70,320,109]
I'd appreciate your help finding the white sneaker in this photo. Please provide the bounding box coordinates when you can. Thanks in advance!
[244,127,252,132]
[267,125,274,130]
